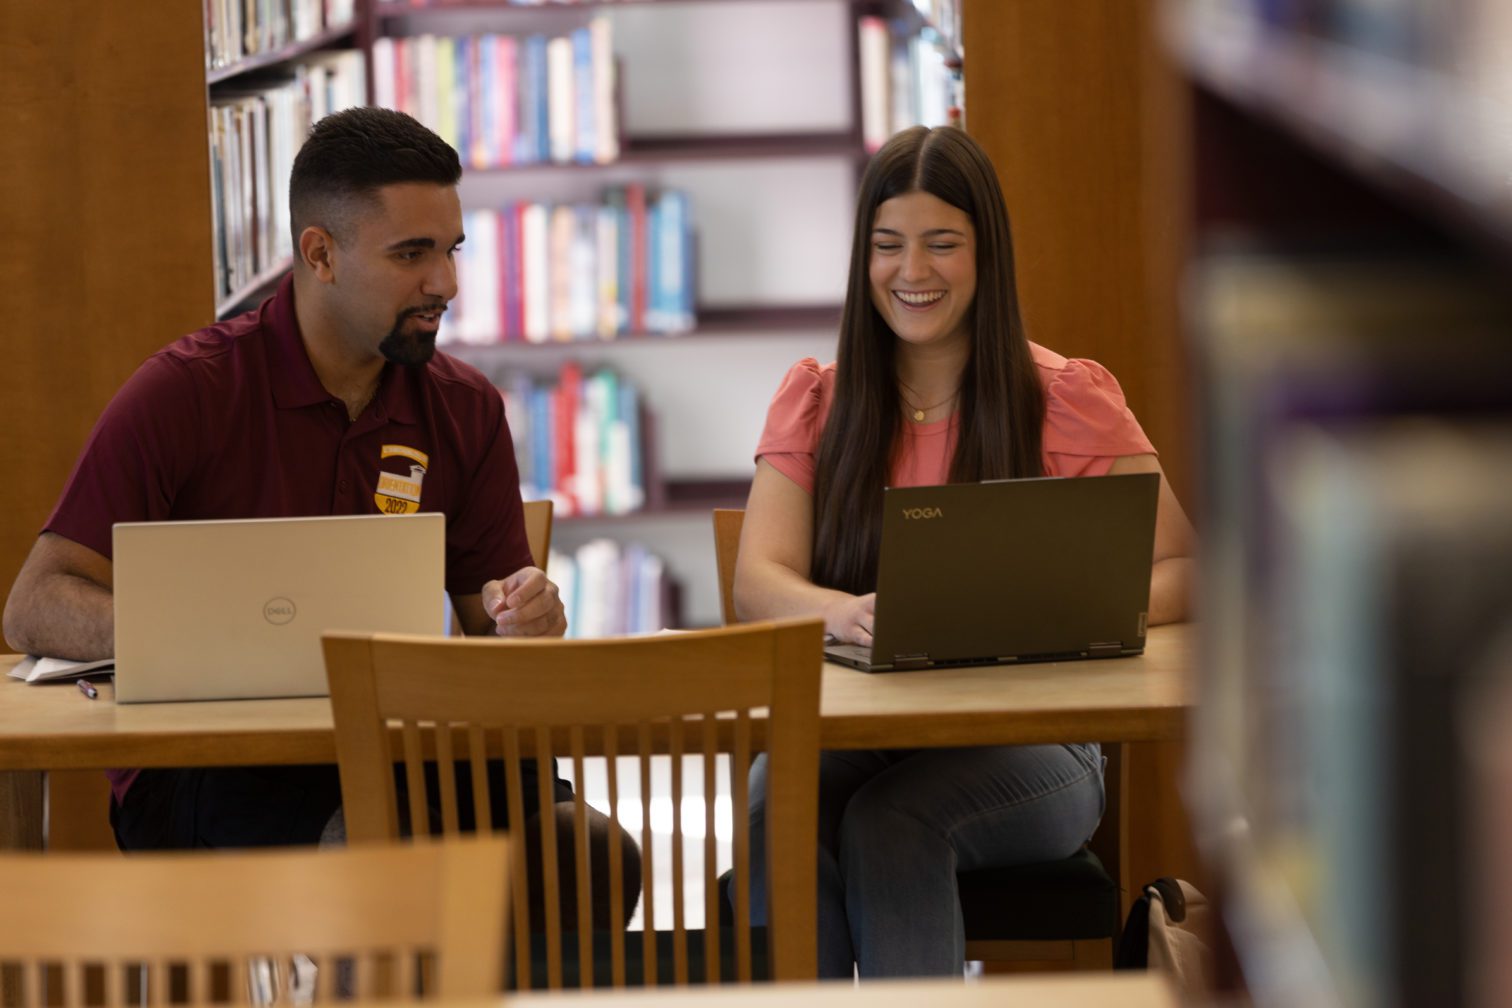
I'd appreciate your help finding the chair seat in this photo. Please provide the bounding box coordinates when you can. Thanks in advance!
[511,927,773,988]
[958,847,1118,942]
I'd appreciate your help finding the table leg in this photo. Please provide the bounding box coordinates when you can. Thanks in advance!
[0,769,44,849]
[1125,738,1206,898]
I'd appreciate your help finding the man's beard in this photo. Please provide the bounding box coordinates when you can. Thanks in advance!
[378,308,441,366]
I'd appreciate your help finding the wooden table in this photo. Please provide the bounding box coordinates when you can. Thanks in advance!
[0,625,1190,851]
[505,973,1178,1007]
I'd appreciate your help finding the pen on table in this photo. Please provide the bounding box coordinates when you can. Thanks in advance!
[77,678,98,700]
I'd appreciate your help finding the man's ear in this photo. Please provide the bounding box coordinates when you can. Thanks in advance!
[298,226,339,282]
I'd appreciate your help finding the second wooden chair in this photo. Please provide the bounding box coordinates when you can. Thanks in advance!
[324,617,825,989]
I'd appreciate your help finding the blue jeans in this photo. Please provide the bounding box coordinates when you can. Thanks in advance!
[748,743,1104,978]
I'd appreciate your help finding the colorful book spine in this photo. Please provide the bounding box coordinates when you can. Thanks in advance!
[571,26,595,165]
[499,203,522,342]
[590,16,619,165]
[520,202,550,343]
[517,34,549,164]
[490,364,650,521]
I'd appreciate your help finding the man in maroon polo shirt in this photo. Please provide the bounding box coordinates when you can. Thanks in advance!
[2,110,633,906]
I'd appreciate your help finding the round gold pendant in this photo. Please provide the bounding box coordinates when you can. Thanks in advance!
[912,409,925,421]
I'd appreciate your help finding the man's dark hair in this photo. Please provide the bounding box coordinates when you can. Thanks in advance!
[288,107,462,250]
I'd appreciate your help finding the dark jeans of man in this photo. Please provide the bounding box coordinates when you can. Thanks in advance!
[109,762,640,928]
[110,761,572,848]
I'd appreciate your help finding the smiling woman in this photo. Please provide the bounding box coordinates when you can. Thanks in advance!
[730,124,1196,979]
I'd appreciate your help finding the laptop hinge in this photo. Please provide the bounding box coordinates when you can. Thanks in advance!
[1088,641,1124,658]
[891,652,933,670]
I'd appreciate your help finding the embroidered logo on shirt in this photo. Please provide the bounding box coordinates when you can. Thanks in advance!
[375,444,430,514]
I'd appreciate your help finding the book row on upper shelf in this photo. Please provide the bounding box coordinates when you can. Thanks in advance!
[373,21,617,170]
[206,0,356,72]
[443,189,693,346]
[211,50,367,305]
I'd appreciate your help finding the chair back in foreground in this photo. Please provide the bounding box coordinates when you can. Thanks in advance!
[712,507,1129,969]
[0,836,508,1006]
[325,618,824,989]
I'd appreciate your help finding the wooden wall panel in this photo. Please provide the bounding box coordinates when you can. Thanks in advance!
[960,0,1192,501]
[961,0,1202,890]
[0,0,215,617]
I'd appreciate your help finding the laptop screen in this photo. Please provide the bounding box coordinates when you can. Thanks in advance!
[113,512,446,702]
[827,474,1158,671]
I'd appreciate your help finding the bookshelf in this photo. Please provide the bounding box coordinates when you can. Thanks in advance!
[1164,1,1512,1005]
[365,0,958,627]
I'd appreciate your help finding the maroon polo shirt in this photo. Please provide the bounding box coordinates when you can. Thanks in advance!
[45,274,532,800]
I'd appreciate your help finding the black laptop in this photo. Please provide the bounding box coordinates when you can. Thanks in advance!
[823,473,1159,672]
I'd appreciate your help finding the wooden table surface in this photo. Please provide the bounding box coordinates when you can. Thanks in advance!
[503,973,1178,1007]
[0,624,1190,771]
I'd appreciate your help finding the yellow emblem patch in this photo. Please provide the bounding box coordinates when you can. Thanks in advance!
[375,444,430,515]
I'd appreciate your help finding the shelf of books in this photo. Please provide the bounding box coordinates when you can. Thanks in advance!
[858,0,964,151]
[208,2,368,318]
[1168,2,1512,1005]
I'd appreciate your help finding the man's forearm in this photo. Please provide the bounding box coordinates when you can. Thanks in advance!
[2,573,115,661]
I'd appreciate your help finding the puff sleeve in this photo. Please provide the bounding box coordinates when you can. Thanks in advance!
[1040,355,1156,477]
[754,358,835,495]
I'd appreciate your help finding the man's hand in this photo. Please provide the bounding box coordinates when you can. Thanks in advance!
[481,566,567,637]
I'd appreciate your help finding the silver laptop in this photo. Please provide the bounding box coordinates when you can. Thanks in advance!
[113,513,446,703]
[824,473,1159,672]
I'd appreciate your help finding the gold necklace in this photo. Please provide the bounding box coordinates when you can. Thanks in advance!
[898,379,958,422]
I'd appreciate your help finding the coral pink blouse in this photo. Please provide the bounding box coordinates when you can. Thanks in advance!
[756,342,1156,492]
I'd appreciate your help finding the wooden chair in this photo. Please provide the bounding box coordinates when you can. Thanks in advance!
[0,836,509,1006]
[712,507,1126,970]
[324,618,824,989]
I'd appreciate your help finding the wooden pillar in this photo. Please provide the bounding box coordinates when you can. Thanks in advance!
[960,0,1191,500]
[962,0,1202,893]
[0,0,216,613]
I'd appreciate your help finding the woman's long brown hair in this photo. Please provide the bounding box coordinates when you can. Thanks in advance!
[811,126,1045,594]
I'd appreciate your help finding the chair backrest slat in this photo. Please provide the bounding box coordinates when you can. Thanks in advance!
[500,726,532,990]
[636,722,658,986]
[569,725,594,986]
[534,724,564,989]
[732,709,754,981]
[467,724,492,832]
[603,725,628,987]
[668,716,689,984]
[400,720,428,837]
[435,721,461,834]
[702,713,721,983]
